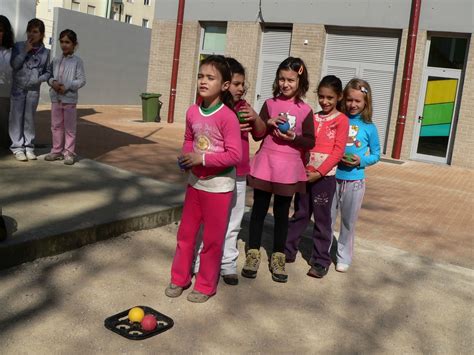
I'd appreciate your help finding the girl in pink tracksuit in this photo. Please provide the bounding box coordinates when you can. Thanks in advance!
[242,57,315,283]
[165,55,242,303]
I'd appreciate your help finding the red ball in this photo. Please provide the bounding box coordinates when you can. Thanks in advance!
[141,314,157,331]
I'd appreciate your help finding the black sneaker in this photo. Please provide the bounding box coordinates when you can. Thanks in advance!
[307,264,329,278]
[222,274,239,285]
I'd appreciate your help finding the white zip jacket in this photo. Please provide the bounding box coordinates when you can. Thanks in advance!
[47,54,86,104]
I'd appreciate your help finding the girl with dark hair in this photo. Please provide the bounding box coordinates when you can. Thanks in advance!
[166,55,242,303]
[0,15,14,149]
[242,57,315,283]
[285,75,349,278]
[9,18,50,161]
[194,57,265,286]
[44,29,85,165]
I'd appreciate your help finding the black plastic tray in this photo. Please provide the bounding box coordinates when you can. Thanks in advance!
[104,306,174,340]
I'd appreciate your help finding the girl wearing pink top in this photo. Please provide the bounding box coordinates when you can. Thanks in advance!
[285,75,349,278]
[242,57,315,283]
[193,58,265,286]
[165,55,242,303]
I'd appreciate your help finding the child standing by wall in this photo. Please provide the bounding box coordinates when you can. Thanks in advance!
[242,57,315,283]
[331,78,380,273]
[285,75,349,278]
[44,29,85,165]
[165,55,242,303]
[9,18,50,161]
[0,15,14,149]
[194,57,266,285]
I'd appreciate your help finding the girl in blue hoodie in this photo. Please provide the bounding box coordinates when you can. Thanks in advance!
[9,19,50,161]
[331,78,380,273]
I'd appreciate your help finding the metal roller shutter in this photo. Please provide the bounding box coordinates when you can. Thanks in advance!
[322,28,400,151]
[254,28,292,113]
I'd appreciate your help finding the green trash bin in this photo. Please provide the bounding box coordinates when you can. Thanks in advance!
[140,93,162,122]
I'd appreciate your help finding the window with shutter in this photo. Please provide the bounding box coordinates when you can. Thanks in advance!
[254,28,292,113]
[322,28,400,151]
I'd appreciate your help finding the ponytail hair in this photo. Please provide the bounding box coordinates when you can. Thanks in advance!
[318,75,343,111]
[0,15,14,49]
[272,56,309,101]
[26,18,45,44]
[342,78,373,123]
[199,55,233,109]
[59,29,78,46]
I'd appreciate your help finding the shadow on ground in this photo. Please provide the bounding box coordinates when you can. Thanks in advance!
[0,216,471,353]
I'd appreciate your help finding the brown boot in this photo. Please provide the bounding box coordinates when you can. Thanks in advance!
[241,249,261,279]
[270,252,288,283]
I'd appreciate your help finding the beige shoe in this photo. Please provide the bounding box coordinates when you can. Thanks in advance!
[165,283,184,298]
[336,263,350,273]
[14,151,27,162]
[44,153,63,161]
[186,290,210,303]
[270,252,288,283]
[64,154,75,165]
[241,249,261,279]
[25,151,37,160]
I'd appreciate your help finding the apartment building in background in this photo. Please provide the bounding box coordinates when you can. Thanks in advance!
[36,0,155,48]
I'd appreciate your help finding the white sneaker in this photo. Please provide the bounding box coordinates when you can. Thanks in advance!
[336,263,350,273]
[14,151,28,162]
[25,151,37,160]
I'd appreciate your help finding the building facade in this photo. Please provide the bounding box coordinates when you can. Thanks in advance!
[147,0,473,168]
[36,0,156,48]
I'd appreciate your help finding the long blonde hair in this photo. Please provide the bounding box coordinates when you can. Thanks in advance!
[342,78,373,123]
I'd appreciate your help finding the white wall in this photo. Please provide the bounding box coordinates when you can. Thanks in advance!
[44,8,152,105]
[154,0,473,34]
[0,0,37,41]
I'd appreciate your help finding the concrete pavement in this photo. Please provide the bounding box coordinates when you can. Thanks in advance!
[0,104,472,352]
[0,149,184,269]
[1,220,472,353]
[32,105,474,269]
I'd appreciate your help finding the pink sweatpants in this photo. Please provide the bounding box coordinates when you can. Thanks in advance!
[51,102,77,156]
[171,185,233,296]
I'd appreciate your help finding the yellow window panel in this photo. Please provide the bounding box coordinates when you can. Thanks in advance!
[425,79,457,105]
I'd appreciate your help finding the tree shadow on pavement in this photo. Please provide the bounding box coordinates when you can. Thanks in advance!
[235,214,472,353]
[35,108,155,159]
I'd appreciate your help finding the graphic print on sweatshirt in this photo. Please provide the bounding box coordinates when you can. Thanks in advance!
[347,124,361,148]
[192,122,222,154]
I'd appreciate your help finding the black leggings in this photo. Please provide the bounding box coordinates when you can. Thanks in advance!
[248,188,293,253]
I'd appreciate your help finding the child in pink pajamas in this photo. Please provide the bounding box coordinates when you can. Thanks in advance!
[165,55,242,303]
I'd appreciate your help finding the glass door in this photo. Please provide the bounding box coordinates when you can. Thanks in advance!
[411,35,468,163]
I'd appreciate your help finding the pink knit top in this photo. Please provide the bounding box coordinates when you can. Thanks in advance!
[182,103,242,179]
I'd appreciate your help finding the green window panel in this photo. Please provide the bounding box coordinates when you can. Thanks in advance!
[422,102,454,126]
[202,25,227,52]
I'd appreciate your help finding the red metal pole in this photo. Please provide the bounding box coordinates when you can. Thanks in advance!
[167,0,186,123]
[391,0,422,159]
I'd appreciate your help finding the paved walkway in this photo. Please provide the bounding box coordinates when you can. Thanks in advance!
[0,105,472,353]
[33,105,474,268]
[1,222,472,353]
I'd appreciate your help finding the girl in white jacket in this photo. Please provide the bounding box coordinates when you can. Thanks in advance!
[45,29,85,165]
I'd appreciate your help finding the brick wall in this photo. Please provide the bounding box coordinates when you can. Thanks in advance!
[289,24,326,110]
[147,20,200,122]
[226,22,262,107]
[385,30,427,159]
[147,19,473,169]
[451,41,474,168]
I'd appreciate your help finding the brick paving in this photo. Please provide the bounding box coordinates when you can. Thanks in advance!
[35,105,474,268]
